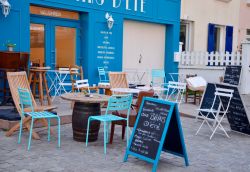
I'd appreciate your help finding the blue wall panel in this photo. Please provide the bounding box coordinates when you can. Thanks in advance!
[0,0,181,85]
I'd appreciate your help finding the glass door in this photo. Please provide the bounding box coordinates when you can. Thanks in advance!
[55,26,77,68]
[30,12,80,69]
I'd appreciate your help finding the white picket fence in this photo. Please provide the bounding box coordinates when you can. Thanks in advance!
[179,51,242,67]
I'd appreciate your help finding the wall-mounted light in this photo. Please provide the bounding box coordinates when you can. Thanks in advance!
[105,12,114,30]
[0,0,11,17]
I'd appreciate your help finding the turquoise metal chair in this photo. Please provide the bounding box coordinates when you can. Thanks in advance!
[86,94,133,154]
[151,69,166,87]
[18,87,61,150]
[98,67,109,83]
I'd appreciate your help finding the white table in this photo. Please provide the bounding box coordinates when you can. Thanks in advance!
[46,69,71,101]
[111,88,141,94]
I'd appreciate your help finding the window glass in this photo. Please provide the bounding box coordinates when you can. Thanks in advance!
[55,26,76,68]
[180,24,187,51]
[214,27,221,52]
[180,21,193,51]
[30,24,45,67]
[247,29,250,36]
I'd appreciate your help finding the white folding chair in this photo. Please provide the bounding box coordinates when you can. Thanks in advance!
[58,68,72,94]
[75,79,90,93]
[195,87,234,139]
[165,81,186,106]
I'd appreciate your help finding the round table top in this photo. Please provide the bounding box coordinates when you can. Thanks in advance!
[61,93,110,103]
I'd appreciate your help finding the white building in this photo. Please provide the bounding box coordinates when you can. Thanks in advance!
[180,0,250,52]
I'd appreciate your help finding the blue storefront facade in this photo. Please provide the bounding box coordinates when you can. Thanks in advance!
[0,0,181,84]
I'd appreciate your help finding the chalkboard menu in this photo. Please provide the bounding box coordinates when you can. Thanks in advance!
[223,65,242,86]
[199,83,220,119]
[163,106,184,155]
[129,100,170,159]
[216,84,250,135]
[124,97,189,171]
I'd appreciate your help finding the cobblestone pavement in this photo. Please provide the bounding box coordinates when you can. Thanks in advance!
[1,117,250,172]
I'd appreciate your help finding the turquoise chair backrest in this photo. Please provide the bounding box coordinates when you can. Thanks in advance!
[106,94,133,113]
[98,67,108,82]
[151,69,166,86]
[18,87,34,114]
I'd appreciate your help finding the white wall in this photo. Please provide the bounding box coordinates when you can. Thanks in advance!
[238,0,250,49]
[122,20,166,78]
[181,0,241,51]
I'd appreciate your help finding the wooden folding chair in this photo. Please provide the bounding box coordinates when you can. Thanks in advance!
[109,72,129,94]
[6,71,57,139]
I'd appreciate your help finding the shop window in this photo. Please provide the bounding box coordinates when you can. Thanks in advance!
[180,21,193,51]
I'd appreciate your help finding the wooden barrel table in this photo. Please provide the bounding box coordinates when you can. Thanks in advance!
[61,93,110,142]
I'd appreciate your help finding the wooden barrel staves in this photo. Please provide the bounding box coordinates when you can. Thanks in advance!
[72,102,101,142]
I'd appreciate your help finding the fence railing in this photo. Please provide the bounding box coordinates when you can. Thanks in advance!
[179,51,242,67]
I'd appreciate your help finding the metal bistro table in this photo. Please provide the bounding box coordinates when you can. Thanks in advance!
[61,93,110,142]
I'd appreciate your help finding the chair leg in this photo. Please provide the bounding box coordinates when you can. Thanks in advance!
[122,124,126,140]
[86,118,91,147]
[48,118,51,142]
[185,89,188,103]
[195,118,206,136]
[107,122,110,143]
[126,123,129,147]
[104,122,107,155]
[58,117,61,148]
[110,122,115,144]
[194,91,197,104]
[210,116,229,139]
[18,118,23,144]
[28,118,34,151]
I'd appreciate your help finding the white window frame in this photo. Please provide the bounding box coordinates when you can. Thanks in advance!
[180,20,193,51]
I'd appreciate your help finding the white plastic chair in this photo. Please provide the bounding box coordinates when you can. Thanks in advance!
[165,81,186,106]
[195,87,234,139]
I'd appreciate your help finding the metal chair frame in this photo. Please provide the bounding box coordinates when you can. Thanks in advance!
[165,81,186,106]
[58,68,72,94]
[75,79,90,93]
[86,94,133,154]
[18,87,60,150]
[195,87,234,139]
[98,67,109,83]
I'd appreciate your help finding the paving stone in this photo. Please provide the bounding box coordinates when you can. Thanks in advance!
[1,116,250,172]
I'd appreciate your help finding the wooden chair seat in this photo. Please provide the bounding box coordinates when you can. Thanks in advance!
[109,90,154,144]
[111,109,137,127]
[24,105,57,112]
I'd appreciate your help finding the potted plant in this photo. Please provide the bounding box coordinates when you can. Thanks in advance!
[5,41,16,52]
